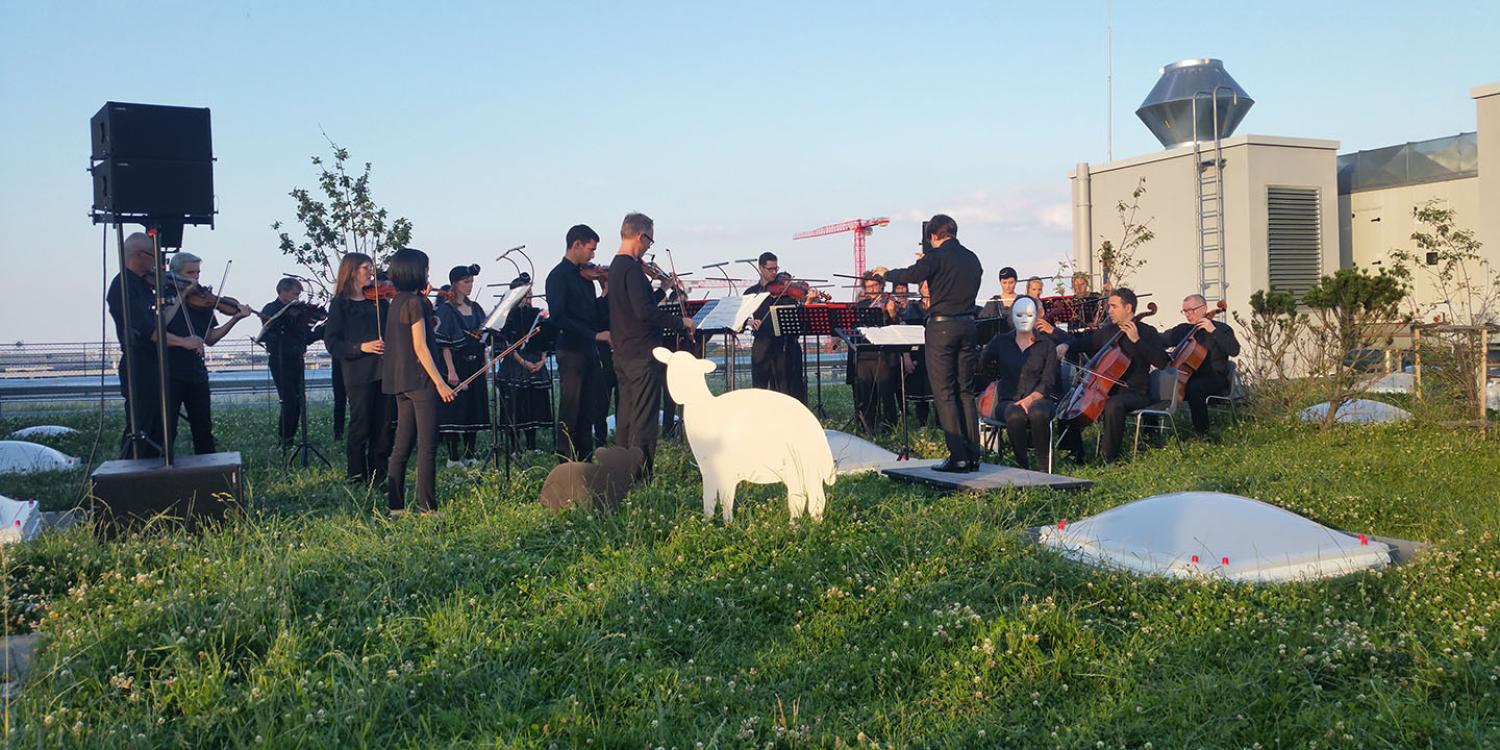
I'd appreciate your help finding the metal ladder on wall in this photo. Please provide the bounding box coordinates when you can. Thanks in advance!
[1192,87,1233,304]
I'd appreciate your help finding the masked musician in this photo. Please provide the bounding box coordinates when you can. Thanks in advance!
[1163,294,1240,437]
[848,272,898,433]
[324,253,392,485]
[978,296,1059,471]
[744,251,808,402]
[435,263,490,465]
[162,252,253,455]
[258,277,326,449]
[1056,287,1168,464]
[607,212,696,477]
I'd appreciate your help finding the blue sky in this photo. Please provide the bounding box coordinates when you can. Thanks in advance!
[1,1,1495,341]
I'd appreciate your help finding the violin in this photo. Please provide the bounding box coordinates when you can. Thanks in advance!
[1168,299,1227,402]
[580,263,609,282]
[765,272,832,303]
[263,300,328,324]
[364,280,399,301]
[159,271,250,317]
[641,259,685,296]
[1057,302,1158,426]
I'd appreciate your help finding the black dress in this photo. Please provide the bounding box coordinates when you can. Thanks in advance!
[435,299,490,436]
[497,305,553,443]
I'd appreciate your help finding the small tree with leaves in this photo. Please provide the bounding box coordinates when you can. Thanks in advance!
[1231,289,1315,419]
[1300,266,1410,427]
[1096,177,1154,288]
[272,139,413,302]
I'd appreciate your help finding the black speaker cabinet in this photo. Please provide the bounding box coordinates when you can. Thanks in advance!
[91,157,215,219]
[90,101,213,161]
[90,452,243,535]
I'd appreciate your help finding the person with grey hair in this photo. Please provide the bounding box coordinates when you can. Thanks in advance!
[606,212,696,477]
[1162,294,1240,436]
[160,252,253,454]
[105,233,204,458]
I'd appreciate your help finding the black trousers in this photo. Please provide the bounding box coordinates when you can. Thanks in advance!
[613,353,665,477]
[852,351,897,433]
[925,318,981,462]
[331,358,347,439]
[752,336,807,403]
[1061,389,1151,463]
[556,348,605,461]
[167,377,215,455]
[594,348,616,445]
[388,387,438,511]
[1001,399,1054,471]
[345,379,392,482]
[267,356,304,446]
[117,358,163,459]
[1185,372,1228,434]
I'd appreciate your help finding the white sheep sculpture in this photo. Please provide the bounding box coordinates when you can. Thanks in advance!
[653,346,835,522]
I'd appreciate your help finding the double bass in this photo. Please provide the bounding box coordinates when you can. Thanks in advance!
[1169,299,1227,402]
[1056,302,1158,426]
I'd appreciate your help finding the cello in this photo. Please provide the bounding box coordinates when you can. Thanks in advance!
[1056,302,1158,426]
[1169,299,1227,402]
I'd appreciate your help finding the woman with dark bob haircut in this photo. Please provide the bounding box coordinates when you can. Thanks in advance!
[381,247,455,515]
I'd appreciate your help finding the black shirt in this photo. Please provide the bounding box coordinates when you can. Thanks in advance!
[164,302,217,384]
[881,238,983,317]
[545,258,604,353]
[259,299,324,361]
[382,292,436,395]
[744,283,796,340]
[1064,321,1169,397]
[106,269,159,360]
[324,295,389,386]
[979,295,1016,322]
[981,332,1060,401]
[607,253,684,359]
[1162,320,1240,381]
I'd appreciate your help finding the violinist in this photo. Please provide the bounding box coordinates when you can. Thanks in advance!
[978,296,1059,471]
[744,252,808,403]
[435,264,490,466]
[162,252,253,455]
[105,232,199,458]
[1065,272,1104,336]
[324,253,392,485]
[978,266,1019,323]
[880,215,984,473]
[546,224,610,461]
[1163,294,1240,437]
[1056,287,1168,464]
[258,277,326,449]
[606,212,696,477]
[848,271,898,433]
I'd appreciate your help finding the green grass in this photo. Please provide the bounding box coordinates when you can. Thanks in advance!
[1,392,1498,748]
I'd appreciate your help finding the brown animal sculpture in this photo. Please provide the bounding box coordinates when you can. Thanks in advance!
[539,446,644,512]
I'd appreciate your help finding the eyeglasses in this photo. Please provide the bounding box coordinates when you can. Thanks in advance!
[641,234,654,246]
[1181,304,1205,314]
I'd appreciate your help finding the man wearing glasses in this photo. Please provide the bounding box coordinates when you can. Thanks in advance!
[1162,294,1240,437]
[606,213,696,477]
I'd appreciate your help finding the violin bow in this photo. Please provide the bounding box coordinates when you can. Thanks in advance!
[457,310,545,391]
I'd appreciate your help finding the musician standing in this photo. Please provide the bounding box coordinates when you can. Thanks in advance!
[435,264,490,465]
[546,224,611,461]
[606,213,696,477]
[163,252,253,454]
[880,215,983,472]
[848,273,897,433]
[1056,287,1168,463]
[744,251,807,402]
[1163,294,1240,437]
[324,253,391,485]
[259,278,325,449]
[106,232,199,458]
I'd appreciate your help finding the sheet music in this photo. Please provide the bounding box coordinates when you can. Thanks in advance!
[859,324,926,346]
[694,293,769,332]
[481,283,531,332]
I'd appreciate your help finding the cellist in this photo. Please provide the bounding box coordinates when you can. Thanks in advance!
[1055,287,1168,464]
[1162,294,1240,437]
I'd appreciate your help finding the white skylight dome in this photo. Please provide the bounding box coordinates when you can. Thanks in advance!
[1298,399,1412,424]
[1037,491,1392,582]
[0,441,81,475]
[9,425,78,439]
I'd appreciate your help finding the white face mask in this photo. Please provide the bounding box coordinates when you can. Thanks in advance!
[1011,297,1038,333]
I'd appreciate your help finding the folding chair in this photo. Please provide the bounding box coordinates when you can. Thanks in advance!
[1206,360,1248,422]
[1125,367,1182,454]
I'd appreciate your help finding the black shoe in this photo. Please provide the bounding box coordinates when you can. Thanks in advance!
[933,457,975,473]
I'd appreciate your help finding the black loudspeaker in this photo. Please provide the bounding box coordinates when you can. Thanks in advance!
[90,452,243,535]
[90,102,213,161]
[91,158,215,218]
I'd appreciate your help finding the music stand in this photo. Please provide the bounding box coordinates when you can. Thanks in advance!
[828,305,893,433]
[855,324,926,461]
[769,304,817,414]
[691,294,767,392]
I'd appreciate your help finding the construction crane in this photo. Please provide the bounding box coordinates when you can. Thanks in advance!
[792,217,890,297]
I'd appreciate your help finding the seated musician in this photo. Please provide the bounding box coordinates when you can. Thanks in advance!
[744,251,807,402]
[847,271,897,432]
[1056,287,1168,464]
[979,296,1058,471]
[1024,276,1044,300]
[978,266,1019,322]
[1163,294,1240,437]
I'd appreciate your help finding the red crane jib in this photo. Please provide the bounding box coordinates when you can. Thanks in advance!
[792,217,890,298]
